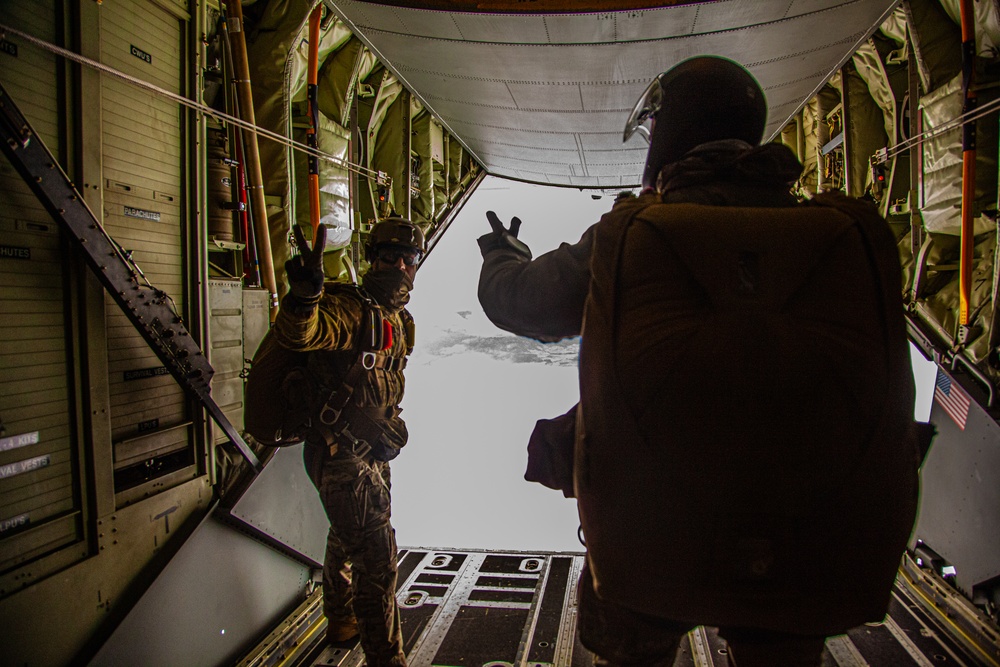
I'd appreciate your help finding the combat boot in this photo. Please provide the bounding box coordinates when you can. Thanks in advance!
[327,616,359,644]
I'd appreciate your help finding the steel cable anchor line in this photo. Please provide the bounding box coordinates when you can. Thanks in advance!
[875,94,1000,164]
[0,21,389,185]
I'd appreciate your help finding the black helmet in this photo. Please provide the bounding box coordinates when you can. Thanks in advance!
[365,216,426,262]
[624,56,767,190]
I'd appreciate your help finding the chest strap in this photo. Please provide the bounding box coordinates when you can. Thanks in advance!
[362,351,407,372]
[308,351,405,458]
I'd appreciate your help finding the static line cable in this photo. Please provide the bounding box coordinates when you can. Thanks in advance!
[879,94,1000,163]
[0,22,386,184]
[884,95,999,159]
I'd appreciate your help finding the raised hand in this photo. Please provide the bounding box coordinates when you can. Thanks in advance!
[480,210,531,259]
[487,210,523,237]
[285,224,327,299]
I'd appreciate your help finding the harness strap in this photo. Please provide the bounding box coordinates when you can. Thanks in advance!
[328,403,399,458]
[310,405,399,458]
[363,352,407,371]
[302,290,408,457]
[310,351,405,458]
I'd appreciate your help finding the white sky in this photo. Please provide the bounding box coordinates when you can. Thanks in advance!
[392,176,939,553]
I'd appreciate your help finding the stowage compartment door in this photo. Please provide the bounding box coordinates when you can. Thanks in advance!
[0,0,89,581]
[99,0,194,499]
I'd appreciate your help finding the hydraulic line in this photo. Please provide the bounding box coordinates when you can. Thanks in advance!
[874,95,999,162]
[224,0,278,320]
[235,127,259,287]
[219,10,259,287]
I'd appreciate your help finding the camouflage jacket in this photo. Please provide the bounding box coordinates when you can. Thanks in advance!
[271,284,411,453]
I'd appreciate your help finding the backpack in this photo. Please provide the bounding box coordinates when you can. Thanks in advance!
[243,283,393,447]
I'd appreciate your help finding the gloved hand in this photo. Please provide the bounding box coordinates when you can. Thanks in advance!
[525,404,577,498]
[285,224,326,300]
[478,210,532,259]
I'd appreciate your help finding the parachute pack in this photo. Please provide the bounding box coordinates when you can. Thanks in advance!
[243,283,406,450]
[575,192,932,633]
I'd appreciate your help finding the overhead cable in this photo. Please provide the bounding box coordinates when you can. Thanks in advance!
[881,95,1000,162]
[0,22,384,182]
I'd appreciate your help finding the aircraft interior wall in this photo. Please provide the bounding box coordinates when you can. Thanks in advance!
[0,0,481,663]
[772,0,1000,621]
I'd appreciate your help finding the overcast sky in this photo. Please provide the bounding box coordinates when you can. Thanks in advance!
[392,176,938,554]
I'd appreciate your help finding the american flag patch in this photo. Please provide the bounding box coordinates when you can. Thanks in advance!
[934,370,971,430]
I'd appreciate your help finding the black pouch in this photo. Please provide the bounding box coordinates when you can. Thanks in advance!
[244,335,311,446]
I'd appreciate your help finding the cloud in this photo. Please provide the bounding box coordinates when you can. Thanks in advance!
[425,328,579,367]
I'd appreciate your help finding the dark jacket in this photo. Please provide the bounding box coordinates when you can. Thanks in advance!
[478,140,922,635]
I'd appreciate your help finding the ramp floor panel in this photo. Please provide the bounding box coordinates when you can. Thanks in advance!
[236,549,996,667]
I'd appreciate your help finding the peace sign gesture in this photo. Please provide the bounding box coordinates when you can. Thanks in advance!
[285,224,327,299]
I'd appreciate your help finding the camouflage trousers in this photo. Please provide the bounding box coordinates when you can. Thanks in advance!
[304,445,405,667]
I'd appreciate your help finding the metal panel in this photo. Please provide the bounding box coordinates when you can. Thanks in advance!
[89,513,312,667]
[100,0,190,487]
[210,279,245,444]
[914,374,1000,594]
[330,0,897,187]
[398,551,591,667]
[243,288,270,362]
[227,444,329,564]
[241,546,995,667]
[526,556,572,664]
[435,606,530,665]
[0,0,85,576]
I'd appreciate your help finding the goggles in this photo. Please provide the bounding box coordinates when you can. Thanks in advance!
[376,245,422,266]
[622,74,665,145]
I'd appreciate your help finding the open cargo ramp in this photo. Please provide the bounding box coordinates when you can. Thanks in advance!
[242,547,998,667]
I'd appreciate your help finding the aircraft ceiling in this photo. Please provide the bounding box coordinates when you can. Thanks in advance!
[328,0,898,189]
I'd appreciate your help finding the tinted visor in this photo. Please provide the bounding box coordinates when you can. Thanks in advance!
[377,245,422,266]
[623,75,664,144]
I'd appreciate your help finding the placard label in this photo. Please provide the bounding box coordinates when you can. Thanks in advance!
[124,206,161,222]
[0,245,31,260]
[0,455,51,480]
[0,431,40,452]
[0,513,30,534]
[130,44,152,64]
[124,366,169,381]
